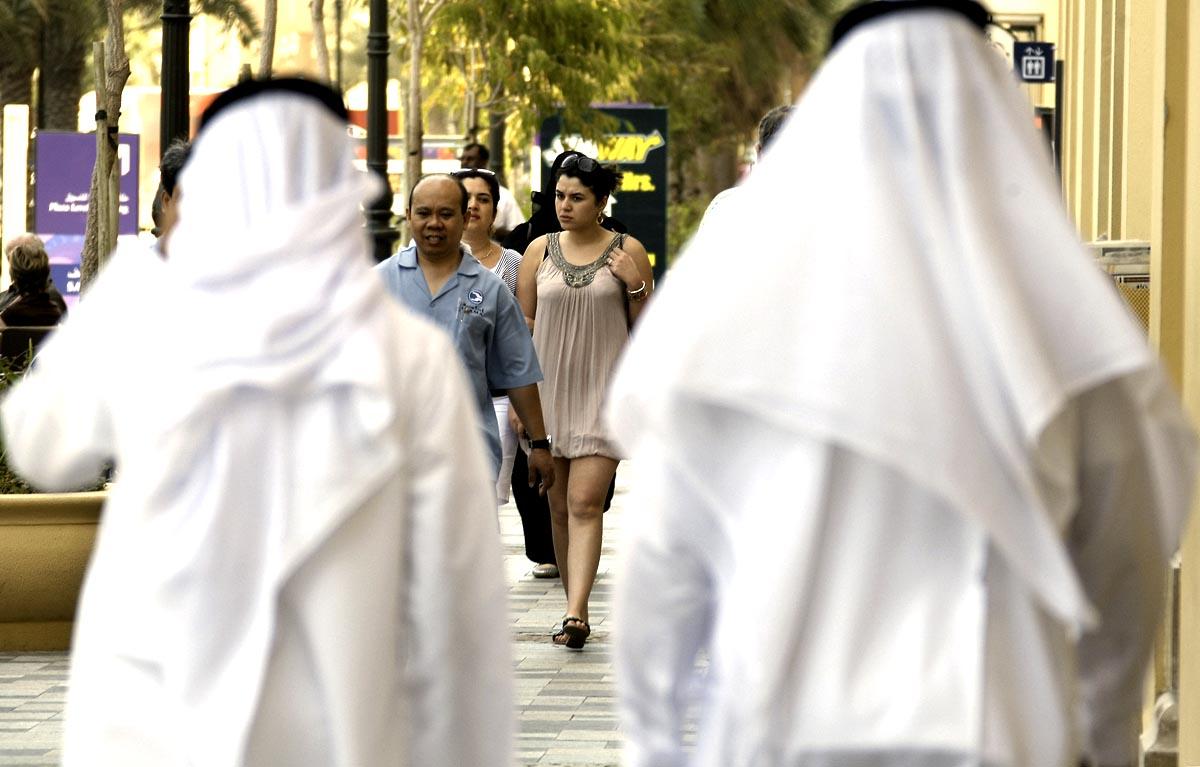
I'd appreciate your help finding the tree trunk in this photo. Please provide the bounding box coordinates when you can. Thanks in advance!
[310,0,330,84]
[80,3,130,291]
[259,0,277,78]
[404,0,423,191]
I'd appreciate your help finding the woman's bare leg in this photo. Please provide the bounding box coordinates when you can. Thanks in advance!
[547,456,572,596]
[562,456,618,624]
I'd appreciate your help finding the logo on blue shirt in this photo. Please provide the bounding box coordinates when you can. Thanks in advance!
[467,290,484,305]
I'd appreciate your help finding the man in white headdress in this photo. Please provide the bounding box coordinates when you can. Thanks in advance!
[695,104,794,236]
[1,78,511,767]
[606,3,1197,767]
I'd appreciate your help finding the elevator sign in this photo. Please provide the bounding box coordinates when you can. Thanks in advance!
[1014,42,1056,83]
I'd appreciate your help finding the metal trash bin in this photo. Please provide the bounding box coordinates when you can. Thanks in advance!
[1088,240,1150,332]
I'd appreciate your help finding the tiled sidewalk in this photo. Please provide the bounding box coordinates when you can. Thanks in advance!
[0,655,66,765]
[0,479,630,766]
[503,479,626,767]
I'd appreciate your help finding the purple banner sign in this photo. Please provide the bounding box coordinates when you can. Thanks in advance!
[44,235,85,306]
[35,131,139,236]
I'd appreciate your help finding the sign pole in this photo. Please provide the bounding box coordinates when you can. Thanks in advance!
[1054,60,1064,181]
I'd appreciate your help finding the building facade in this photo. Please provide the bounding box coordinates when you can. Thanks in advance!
[1016,0,1200,762]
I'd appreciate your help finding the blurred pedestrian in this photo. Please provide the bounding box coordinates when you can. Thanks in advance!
[150,138,192,257]
[2,78,512,767]
[696,104,793,234]
[607,4,1198,767]
[516,153,653,648]
[460,141,524,239]
[375,173,555,495]
[0,235,65,327]
[0,234,67,316]
[453,166,525,504]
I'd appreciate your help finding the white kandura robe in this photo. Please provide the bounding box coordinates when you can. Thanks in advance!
[2,94,511,767]
[606,10,1197,767]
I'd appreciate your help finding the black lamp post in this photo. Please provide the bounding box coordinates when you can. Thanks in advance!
[365,0,398,261]
[160,0,192,156]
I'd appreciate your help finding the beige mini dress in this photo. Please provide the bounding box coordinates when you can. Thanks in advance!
[533,232,629,459]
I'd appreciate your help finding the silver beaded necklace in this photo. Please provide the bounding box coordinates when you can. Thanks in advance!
[549,232,625,288]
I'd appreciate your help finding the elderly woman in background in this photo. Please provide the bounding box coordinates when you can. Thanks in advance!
[0,234,66,327]
[516,154,653,649]
[454,167,525,504]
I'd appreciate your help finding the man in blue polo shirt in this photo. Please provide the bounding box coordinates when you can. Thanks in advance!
[376,173,555,494]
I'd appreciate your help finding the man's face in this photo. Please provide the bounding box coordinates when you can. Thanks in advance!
[408,177,465,261]
[459,146,486,170]
[160,185,181,251]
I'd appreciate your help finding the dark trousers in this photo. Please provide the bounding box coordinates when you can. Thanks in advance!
[511,449,616,565]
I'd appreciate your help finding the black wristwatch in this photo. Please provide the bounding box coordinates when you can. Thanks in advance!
[529,436,552,451]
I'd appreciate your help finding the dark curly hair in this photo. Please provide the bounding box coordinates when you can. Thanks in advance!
[451,168,501,209]
[554,154,622,202]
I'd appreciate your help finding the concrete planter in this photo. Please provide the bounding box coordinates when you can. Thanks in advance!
[0,491,104,650]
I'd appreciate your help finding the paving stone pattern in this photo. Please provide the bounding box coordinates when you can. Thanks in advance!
[0,479,631,766]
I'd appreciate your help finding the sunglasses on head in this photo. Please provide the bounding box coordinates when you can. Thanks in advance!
[452,168,497,177]
[560,155,599,174]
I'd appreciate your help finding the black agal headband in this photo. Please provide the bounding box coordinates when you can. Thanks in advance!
[830,1,991,51]
[198,77,349,134]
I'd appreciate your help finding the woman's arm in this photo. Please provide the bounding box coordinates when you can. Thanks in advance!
[517,236,547,332]
[608,235,655,326]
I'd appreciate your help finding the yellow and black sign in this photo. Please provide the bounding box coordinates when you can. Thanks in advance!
[596,131,665,165]
[540,108,669,281]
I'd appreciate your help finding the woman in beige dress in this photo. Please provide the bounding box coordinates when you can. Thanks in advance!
[516,154,653,648]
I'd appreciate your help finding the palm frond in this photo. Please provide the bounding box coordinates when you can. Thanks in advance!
[192,0,259,44]
[121,0,259,44]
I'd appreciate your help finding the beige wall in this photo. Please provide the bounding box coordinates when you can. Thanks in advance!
[1055,0,1200,761]
[1178,1,1200,760]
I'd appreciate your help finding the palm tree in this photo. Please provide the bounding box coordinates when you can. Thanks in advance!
[0,0,257,130]
[258,0,275,77]
[0,0,45,107]
[310,0,329,83]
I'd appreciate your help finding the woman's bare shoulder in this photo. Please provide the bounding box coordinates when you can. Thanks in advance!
[524,235,550,258]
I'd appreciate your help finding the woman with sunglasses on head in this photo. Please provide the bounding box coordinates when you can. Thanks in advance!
[454,167,525,505]
[505,150,627,581]
[516,153,654,649]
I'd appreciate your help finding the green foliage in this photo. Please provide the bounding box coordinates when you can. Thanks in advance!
[420,0,636,144]
[633,0,839,159]
[394,0,840,216]
[0,0,259,124]
[0,0,46,68]
[667,194,710,261]
[125,0,260,46]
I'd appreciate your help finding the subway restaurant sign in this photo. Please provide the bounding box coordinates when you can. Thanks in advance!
[538,106,669,282]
